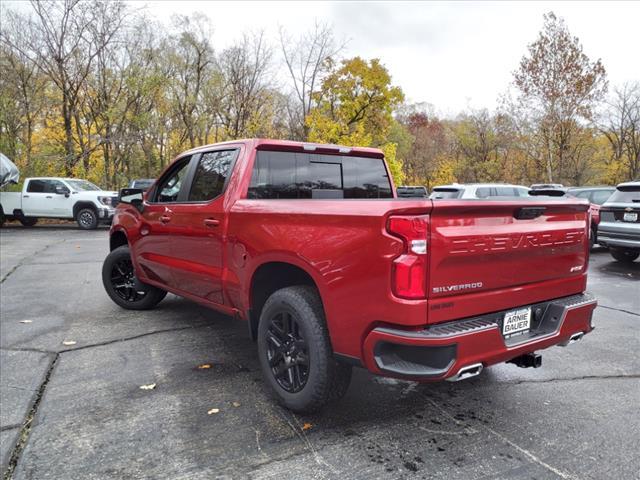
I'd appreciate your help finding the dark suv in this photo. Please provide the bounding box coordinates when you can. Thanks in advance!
[596,182,640,263]
[567,187,615,248]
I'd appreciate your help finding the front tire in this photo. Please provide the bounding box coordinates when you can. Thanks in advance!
[610,248,639,263]
[257,286,352,413]
[102,245,167,310]
[19,217,38,227]
[76,208,98,230]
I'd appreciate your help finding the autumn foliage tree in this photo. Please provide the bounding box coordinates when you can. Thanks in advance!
[0,5,636,191]
[511,12,608,183]
[306,57,405,182]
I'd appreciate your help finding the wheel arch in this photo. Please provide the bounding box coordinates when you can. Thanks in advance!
[73,201,98,218]
[110,229,128,251]
[247,261,323,341]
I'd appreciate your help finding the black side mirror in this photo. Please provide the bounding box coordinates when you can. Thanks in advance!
[119,188,145,213]
[55,185,70,197]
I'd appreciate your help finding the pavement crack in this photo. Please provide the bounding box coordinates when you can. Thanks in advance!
[3,353,59,480]
[0,238,67,284]
[504,374,640,385]
[598,304,640,317]
[0,347,56,355]
[58,324,211,353]
[0,425,21,433]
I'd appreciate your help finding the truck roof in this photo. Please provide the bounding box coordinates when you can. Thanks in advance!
[25,177,87,181]
[180,139,385,158]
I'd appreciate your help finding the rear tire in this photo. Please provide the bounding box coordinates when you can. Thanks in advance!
[19,217,38,227]
[76,208,98,230]
[257,285,352,413]
[102,245,167,310]
[610,248,639,263]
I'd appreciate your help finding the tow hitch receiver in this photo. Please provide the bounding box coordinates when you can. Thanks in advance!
[508,353,542,369]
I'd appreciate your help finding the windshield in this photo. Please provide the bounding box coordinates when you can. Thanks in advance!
[66,180,101,191]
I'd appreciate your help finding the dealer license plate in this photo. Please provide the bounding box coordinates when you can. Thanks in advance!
[623,212,638,222]
[503,307,531,337]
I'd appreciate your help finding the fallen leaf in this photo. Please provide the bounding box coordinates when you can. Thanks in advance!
[139,383,156,390]
[232,401,241,407]
[19,320,33,324]
[197,364,212,369]
[207,408,220,415]
[302,423,313,431]
[62,340,76,346]
[75,245,81,249]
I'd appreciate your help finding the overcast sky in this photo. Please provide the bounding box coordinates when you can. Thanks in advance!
[138,1,638,116]
[8,1,638,116]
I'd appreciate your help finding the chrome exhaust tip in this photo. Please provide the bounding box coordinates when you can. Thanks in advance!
[560,331,585,347]
[446,363,483,382]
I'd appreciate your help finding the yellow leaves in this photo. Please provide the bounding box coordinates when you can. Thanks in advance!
[232,402,241,408]
[197,363,212,370]
[62,340,77,346]
[302,423,313,431]
[207,408,220,415]
[139,383,156,390]
[306,56,404,151]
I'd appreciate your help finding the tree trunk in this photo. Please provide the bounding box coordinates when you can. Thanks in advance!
[62,91,75,176]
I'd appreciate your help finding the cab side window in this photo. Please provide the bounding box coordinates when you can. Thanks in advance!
[153,156,191,203]
[43,180,66,193]
[26,179,65,193]
[188,150,237,202]
[26,180,45,193]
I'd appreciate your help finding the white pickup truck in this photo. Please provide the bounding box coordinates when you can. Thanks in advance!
[0,177,118,229]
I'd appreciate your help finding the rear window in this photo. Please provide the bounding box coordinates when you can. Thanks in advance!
[247,151,392,199]
[608,185,640,203]
[429,188,461,199]
[590,189,614,205]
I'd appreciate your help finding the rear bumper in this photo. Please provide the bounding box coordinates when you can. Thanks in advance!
[597,222,640,249]
[362,293,596,381]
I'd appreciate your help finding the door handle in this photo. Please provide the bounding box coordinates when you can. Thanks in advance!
[23,195,29,198]
[159,215,171,223]
[46,196,53,199]
[204,218,220,227]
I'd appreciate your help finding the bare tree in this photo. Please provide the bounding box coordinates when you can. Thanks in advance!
[0,41,47,171]
[279,22,341,140]
[219,32,273,139]
[166,14,216,149]
[511,12,607,183]
[601,83,640,181]
[1,0,126,175]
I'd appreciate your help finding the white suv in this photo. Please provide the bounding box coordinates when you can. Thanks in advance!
[430,183,531,199]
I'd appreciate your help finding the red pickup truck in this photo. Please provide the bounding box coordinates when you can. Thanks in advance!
[102,139,596,412]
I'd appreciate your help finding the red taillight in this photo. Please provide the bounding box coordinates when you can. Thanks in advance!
[387,215,429,299]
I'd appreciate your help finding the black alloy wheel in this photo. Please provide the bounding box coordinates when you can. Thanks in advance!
[265,310,310,393]
[110,257,148,303]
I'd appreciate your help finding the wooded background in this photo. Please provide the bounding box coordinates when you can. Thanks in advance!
[1,2,638,189]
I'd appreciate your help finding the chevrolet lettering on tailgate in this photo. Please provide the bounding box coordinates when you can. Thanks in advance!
[449,230,583,255]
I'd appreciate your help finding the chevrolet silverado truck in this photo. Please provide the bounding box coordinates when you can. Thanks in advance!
[0,177,118,229]
[102,139,597,412]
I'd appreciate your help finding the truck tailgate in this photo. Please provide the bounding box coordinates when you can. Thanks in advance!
[428,199,590,323]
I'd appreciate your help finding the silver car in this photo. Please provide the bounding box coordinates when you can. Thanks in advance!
[597,181,640,263]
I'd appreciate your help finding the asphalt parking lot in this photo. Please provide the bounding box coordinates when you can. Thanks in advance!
[1,225,638,480]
